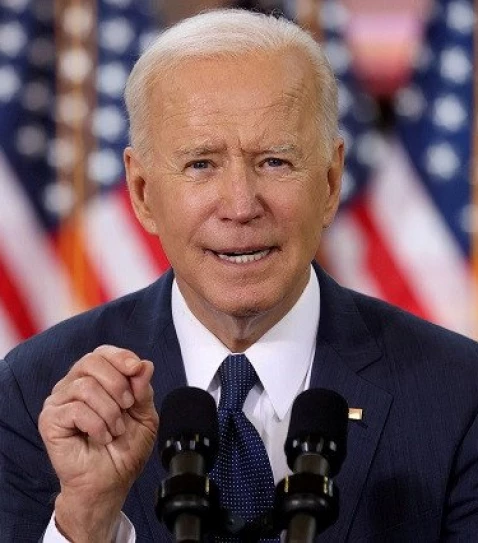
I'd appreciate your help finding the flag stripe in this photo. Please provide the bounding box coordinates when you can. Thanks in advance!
[369,141,473,335]
[55,219,109,310]
[0,1,161,353]
[117,186,171,273]
[0,299,20,358]
[351,195,433,320]
[84,189,163,299]
[325,139,473,337]
[0,254,37,339]
[323,213,385,298]
[0,151,76,330]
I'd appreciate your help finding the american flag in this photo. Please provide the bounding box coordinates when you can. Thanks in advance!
[320,0,474,337]
[0,0,474,357]
[0,0,169,356]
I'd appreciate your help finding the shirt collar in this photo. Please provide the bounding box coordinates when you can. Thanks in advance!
[172,266,320,421]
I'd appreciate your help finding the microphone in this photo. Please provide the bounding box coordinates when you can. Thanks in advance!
[155,387,220,542]
[274,388,349,543]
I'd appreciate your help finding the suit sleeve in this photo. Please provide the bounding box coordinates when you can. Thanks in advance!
[441,409,478,538]
[0,358,58,542]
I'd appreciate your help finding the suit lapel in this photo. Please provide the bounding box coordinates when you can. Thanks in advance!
[311,266,393,541]
[130,317,189,541]
[122,269,188,408]
[120,270,189,540]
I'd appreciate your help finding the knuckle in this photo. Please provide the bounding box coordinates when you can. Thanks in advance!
[70,376,98,403]
[70,352,97,376]
[71,400,92,424]
[38,405,59,440]
[37,407,49,434]
[93,344,134,358]
[92,345,141,370]
[78,349,98,364]
[93,344,116,354]
[93,345,139,361]
[70,401,83,419]
[51,374,69,394]
[42,394,54,409]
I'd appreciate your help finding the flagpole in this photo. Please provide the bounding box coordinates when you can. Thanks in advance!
[296,0,323,42]
[472,0,478,339]
[54,0,101,313]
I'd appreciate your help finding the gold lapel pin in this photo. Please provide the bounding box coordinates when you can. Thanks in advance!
[348,408,363,421]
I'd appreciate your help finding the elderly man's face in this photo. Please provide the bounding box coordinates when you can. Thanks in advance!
[126,49,343,333]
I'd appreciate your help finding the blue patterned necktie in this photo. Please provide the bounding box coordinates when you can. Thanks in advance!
[210,354,278,541]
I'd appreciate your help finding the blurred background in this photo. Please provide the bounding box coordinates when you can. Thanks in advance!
[0,0,476,356]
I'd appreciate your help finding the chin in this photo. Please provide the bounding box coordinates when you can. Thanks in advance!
[224,305,266,319]
[211,291,281,320]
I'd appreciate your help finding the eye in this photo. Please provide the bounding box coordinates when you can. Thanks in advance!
[187,160,212,170]
[260,157,292,170]
[265,158,286,167]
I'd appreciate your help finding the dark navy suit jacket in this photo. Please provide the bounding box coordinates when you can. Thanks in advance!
[2,265,478,541]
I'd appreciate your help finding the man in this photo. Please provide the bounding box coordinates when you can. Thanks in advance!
[1,8,478,542]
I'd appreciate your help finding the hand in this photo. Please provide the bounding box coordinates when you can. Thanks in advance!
[38,345,159,542]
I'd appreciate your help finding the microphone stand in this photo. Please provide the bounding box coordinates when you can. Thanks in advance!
[285,514,316,543]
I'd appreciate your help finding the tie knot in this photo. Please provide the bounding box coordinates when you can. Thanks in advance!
[218,354,258,411]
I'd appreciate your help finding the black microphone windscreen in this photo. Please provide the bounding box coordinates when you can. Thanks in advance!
[157,387,219,463]
[286,388,348,472]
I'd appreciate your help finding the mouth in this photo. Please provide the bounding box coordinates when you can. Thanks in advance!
[210,248,274,264]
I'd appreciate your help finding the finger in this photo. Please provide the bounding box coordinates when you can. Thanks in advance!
[92,345,145,377]
[40,401,114,446]
[128,361,157,427]
[47,376,126,437]
[54,351,137,410]
[58,345,143,386]
[129,360,155,408]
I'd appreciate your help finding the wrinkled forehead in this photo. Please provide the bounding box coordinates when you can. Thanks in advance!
[147,48,320,125]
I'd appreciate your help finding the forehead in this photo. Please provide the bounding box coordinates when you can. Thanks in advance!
[148,49,318,142]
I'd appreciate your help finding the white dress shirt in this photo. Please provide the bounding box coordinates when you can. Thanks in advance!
[174,267,320,483]
[44,266,320,541]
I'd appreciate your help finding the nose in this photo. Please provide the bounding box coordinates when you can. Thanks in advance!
[218,161,264,223]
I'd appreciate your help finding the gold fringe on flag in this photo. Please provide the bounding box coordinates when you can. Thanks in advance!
[296,0,323,42]
[54,0,102,313]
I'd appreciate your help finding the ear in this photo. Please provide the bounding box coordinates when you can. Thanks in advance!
[323,137,344,228]
[124,147,158,235]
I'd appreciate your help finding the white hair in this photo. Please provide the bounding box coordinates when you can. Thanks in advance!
[124,9,338,160]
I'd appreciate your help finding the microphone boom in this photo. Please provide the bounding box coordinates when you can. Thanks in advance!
[275,388,349,542]
[155,387,220,542]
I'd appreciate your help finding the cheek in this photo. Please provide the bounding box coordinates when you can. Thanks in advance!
[287,199,328,257]
[148,184,213,245]
[272,181,325,229]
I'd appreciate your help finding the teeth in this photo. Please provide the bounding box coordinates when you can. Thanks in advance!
[217,249,270,263]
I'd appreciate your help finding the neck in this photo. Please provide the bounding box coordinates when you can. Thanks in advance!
[200,312,276,353]
[176,273,310,352]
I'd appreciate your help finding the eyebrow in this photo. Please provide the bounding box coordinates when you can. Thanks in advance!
[259,144,301,155]
[173,142,302,159]
[173,144,227,159]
